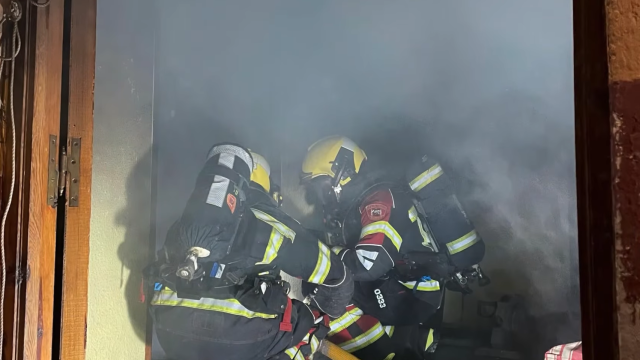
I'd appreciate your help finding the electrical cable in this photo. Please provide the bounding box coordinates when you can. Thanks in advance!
[0,4,21,357]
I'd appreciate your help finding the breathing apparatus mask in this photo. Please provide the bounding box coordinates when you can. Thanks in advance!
[161,143,254,283]
[305,147,358,233]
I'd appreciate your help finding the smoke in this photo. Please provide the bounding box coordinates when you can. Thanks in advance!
[151,0,578,355]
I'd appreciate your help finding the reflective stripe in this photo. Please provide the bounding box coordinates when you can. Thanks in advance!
[356,249,378,271]
[251,208,296,241]
[425,329,435,351]
[416,217,434,249]
[331,246,343,255]
[151,289,276,319]
[446,230,479,255]
[409,164,443,192]
[384,354,396,360]
[329,307,363,335]
[400,280,440,292]
[384,325,395,337]
[309,335,320,353]
[285,347,304,360]
[309,241,332,284]
[408,206,418,222]
[257,228,284,265]
[409,206,435,249]
[360,221,403,251]
[339,322,385,353]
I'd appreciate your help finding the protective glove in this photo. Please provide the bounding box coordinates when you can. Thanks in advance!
[301,269,354,318]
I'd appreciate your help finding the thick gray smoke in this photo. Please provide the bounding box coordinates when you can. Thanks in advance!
[151,0,578,356]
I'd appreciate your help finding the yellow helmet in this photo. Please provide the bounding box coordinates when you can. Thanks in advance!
[301,136,367,186]
[249,150,271,193]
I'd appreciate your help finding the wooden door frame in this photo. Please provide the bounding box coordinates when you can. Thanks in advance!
[57,0,96,358]
[0,0,620,359]
[0,0,67,359]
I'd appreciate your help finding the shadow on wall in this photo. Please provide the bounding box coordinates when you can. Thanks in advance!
[115,148,154,342]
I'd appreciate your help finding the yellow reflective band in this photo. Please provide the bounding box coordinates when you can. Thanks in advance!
[285,347,304,360]
[409,164,444,192]
[257,228,284,265]
[360,221,403,251]
[425,329,435,351]
[384,354,396,360]
[309,241,332,284]
[251,208,296,241]
[415,217,434,248]
[446,230,479,255]
[151,289,277,319]
[400,280,440,292]
[309,335,320,353]
[408,206,418,222]
[384,325,395,337]
[339,322,385,353]
[329,307,364,335]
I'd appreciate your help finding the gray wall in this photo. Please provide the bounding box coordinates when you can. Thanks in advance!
[87,0,155,358]
[152,0,578,357]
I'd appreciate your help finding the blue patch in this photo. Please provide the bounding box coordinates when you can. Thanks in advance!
[210,262,219,277]
[154,283,163,291]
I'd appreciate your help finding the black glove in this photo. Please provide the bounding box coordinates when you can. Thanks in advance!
[301,270,354,318]
[396,252,453,281]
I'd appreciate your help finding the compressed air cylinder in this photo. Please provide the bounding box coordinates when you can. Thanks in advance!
[405,155,485,269]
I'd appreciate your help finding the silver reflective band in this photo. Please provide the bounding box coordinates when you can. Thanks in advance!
[446,230,479,255]
[360,221,403,251]
[206,175,230,207]
[409,164,443,192]
[207,144,254,170]
[309,241,332,284]
[399,280,440,291]
[251,208,296,240]
[151,289,276,319]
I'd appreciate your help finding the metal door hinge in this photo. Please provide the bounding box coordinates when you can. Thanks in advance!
[47,135,81,208]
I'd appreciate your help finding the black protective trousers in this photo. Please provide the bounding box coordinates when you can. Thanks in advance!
[153,301,315,360]
[351,277,441,326]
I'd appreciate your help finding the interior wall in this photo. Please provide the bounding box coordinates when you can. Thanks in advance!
[152,0,577,357]
[87,0,155,358]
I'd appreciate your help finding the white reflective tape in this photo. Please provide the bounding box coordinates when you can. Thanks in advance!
[400,280,440,292]
[151,289,276,319]
[356,249,379,261]
[357,253,374,270]
[446,231,479,255]
[257,228,284,265]
[360,221,403,251]
[384,325,395,337]
[207,144,253,170]
[329,307,363,335]
[340,323,385,352]
[285,347,304,360]
[251,208,296,241]
[206,175,229,207]
[408,206,418,222]
[309,241,332,284]
[409,164,443,192]
[218,152,235,169]
[310,335,320,353]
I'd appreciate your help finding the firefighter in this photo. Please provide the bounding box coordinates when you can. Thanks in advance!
[144,143,354,360]
[299,135,487,359]
[247,150,283,208]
